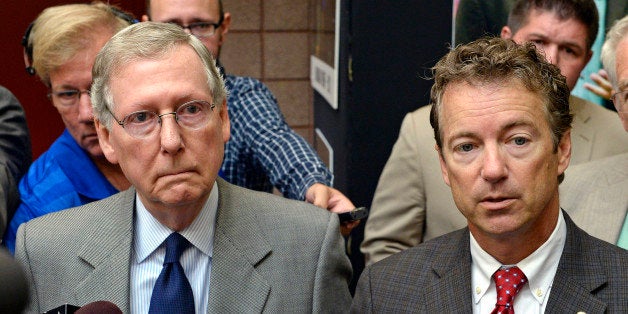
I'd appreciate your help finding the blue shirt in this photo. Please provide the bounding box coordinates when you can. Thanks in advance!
[3,130,118,253]
[222,74,332,200]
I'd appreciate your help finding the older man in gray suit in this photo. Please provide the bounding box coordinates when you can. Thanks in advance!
[560,15,628,249]
[352,37,628,313]
[15,22,352,313]
[362,0,628,265]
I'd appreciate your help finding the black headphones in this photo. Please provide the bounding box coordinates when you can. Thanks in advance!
[21,5,138,76]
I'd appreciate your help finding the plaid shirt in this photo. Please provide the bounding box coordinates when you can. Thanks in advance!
[221,74,332,200]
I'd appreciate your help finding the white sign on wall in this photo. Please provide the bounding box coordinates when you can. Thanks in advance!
[310,0,340,109]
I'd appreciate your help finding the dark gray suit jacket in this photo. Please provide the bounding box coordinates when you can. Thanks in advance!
[0,86,31,237]
[15,179,352,313]
[352,212,628,313]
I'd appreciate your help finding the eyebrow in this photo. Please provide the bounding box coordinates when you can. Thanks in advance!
[526,33,585,52]
[164,17,218,24]
[448,120,537,143]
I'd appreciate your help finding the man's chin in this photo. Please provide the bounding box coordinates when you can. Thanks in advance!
[83,144,105,159]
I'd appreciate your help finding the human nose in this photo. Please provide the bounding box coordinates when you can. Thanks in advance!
[159,113,183,153]
[77,92,94,123]
[480,144,507,183]
[180,25,193,35]
[543,45,559,66]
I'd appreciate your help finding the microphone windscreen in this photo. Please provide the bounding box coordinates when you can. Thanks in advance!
[0,248,29,313]
[75,301,122,314]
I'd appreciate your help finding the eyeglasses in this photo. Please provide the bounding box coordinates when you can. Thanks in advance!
[171,18,223,38]
[611,90,628,112]
[48,89,91,107]
[109,100,216,139]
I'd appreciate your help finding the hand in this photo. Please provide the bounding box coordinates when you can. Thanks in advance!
[583,69,614,100]
[305,183,360,236]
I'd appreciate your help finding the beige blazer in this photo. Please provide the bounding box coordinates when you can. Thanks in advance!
[361,96,628,265]
[15,179,352,313]
[560,153,628,244]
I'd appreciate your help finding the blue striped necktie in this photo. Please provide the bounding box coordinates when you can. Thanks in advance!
[148,232,195,314]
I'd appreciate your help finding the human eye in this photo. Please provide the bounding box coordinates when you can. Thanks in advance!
[454,143,476,153]
[512,137,528,146]
[178,101,205,116]
[125,111,155,125]
[55,90,79,100]
[190,22,212,31]
[506,134,532,149]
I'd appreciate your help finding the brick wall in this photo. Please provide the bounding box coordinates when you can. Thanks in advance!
[220,0,315,143]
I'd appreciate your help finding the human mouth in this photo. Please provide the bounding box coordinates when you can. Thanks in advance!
[160,169,195,178]
[479,196,516,211]
[83,133,99,141]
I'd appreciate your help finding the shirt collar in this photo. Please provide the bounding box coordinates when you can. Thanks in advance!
[470,210,567,305]
[134,181,219,263]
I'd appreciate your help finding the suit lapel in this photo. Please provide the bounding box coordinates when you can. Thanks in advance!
[545,213,607,313]
[569,96,594,163]
[73,188,136,313]
[424,230,474,312]
[208,179,272,312]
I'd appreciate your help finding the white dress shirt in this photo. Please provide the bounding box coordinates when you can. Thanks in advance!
[130,182,219,314]
[471,210,567,314]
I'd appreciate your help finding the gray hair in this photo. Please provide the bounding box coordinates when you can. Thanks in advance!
[601,15,628,88]
[91,22,227,128]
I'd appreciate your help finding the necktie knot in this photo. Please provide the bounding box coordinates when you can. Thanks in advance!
[491,266,528,314]
[164,232,190,264]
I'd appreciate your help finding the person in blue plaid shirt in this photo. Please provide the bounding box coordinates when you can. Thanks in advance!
[144,0,359,235]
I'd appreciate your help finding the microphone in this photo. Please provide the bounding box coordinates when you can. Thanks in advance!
[75,301,122,314]
[0,248,29,314]
[45,301,122,314]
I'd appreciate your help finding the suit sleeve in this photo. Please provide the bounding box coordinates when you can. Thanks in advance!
[312,213,352,313]
[0,86,32,236]
[15,223,42,314]
[361,113,427,265]
[350,265,373,313]
[225,78,332,200]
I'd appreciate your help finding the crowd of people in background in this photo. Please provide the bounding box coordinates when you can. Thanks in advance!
[0,0,626,313]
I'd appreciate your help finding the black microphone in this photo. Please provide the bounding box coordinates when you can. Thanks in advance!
[44,301,122,314]
[75,301,122,314]
[0,248,29,314]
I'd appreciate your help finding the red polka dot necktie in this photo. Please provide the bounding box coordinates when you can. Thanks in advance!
[491,266,528,314]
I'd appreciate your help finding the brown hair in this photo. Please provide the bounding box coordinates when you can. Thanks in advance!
[429,37,572,154]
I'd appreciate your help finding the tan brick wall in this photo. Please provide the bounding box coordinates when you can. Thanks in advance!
[220,0,315,143]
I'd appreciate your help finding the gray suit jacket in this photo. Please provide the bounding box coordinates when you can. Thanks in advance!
[15,179,352,313]
[361,97,628,265]
[560,153,628,244]
[352,213,628,313]
[0,86,31,237]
